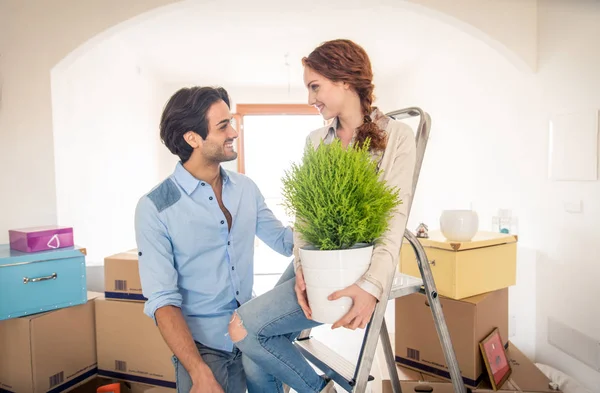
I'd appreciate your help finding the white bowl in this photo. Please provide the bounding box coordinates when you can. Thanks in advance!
[439,210,479,242]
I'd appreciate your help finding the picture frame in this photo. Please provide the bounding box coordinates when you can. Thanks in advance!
[479,327,512,390]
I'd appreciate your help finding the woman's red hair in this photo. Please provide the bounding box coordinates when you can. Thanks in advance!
[302,39,386,151]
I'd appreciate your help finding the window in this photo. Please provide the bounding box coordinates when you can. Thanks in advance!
[235,105,324,293]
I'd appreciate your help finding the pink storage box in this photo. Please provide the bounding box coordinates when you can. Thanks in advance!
[8,225,74,253]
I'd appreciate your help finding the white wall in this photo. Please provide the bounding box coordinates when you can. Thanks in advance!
[406,0,537,71]
[0,0,530,245]
[534,2,600,390]
[393,2,600,389]
[51,37,164,265]
[0,0,180,245]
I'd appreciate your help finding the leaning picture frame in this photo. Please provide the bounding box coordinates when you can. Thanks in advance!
[479,327,512,390]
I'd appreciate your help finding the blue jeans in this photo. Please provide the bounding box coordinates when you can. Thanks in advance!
[234,262,327,393]
[173,340,247,392]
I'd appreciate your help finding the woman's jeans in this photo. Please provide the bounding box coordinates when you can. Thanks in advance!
[233,261,328,393]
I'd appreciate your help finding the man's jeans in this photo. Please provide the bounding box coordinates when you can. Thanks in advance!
[173,340,246,393]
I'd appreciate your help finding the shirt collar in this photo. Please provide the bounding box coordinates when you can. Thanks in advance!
[221,167,235,185]
[173,162,235,195]
[322,118,338,140]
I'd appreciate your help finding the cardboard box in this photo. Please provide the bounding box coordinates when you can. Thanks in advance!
[68,377,129,393]
[399,381,454,393]
[70,377,175,393]
[400,230,517,299]
[390,342,561,393]
[397,380,524,393]
[484,343,560,393]
[372,331,445,393]
[104,249,146,302]
[379,367,424,393]
[420,373,448,383]
[371,334,422,393]
[139,387,176,393]
[0,292,101,393]
[395,288,509,387]
[95,297,175,388]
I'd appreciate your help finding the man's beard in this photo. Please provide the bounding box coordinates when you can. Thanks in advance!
[205,147,237,163]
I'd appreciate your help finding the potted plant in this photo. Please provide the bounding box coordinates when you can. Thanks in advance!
[282,138,402,323]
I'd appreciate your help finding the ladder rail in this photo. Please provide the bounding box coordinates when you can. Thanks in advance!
[379,317,401,393]
[386,107,430,217]
[352,276,391,391]
[353,108,466,393]
[352,107,430,391]
[405,230,466,393]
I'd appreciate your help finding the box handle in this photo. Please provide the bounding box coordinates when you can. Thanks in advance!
[23,272,57,284]
[408,384,464,393]
[412,386,433,392]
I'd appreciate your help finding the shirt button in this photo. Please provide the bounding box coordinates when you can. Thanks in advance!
[231,266,235,271]
[209,196,213,200]
[228,241,231,245]
[221,220,225,224]
[236,291,239,295]
[201,182,205,186]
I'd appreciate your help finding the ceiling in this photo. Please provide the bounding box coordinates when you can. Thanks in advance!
[116,0,460,88]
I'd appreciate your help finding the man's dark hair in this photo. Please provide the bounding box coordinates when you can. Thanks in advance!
[159,86,231,163]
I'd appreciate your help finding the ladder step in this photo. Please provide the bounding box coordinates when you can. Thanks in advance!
[390,272,423,299]
[294,338,374,391]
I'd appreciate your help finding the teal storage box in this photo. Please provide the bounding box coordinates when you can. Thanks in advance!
[0,244,87,321]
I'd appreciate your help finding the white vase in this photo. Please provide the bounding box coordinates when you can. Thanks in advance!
[439,209,479,242]
[299,244,373,324]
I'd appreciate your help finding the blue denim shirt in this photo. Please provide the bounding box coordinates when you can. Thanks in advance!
[134,162,293,351]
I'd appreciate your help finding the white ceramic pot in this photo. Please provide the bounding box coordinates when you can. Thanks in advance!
[299,244,373,324]
[439,210,479,242]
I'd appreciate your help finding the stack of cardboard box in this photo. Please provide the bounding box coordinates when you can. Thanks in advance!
[394,230,559,392]
[0,225,177,392]
[0,225,101,393]
[94,249,176,389]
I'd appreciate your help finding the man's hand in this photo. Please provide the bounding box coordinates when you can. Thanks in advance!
[191,365,224,393]
[295,267,312,319]
[329,284,377,330]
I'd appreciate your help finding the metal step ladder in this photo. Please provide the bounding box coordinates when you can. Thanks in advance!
[292,108,467,393]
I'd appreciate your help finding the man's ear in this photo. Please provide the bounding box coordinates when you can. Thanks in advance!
[184,131,201,148]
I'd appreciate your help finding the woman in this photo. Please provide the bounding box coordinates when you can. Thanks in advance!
[229,39,417,393]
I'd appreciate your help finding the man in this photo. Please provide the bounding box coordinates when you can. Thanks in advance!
[135,86,293,392]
